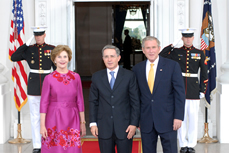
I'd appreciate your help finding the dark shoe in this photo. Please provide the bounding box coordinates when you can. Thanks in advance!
[33,148,41,153]
[180,147,188,153]
[187,147,195,153]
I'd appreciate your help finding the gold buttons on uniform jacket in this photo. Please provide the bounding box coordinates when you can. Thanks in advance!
[187,70,189,72]
[39,48,42,50]
[187,62,189,64]
[187,58,189,60]
[40,67,42,70]
[187,66,189,68]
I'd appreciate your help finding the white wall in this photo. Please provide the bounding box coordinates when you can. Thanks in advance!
[0,0,35,142]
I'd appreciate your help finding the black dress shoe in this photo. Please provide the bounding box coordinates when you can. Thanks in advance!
[33,148,41,153]
[187,147,195,153]
[180,147,188,153]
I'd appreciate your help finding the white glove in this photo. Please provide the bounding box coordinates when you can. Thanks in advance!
[26,35,34,46]
[199,92,205,99]
[172,38,181,47]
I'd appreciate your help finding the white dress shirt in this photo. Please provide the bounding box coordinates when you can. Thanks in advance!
[146,57,159,82]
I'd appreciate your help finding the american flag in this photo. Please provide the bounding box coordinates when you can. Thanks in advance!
[9,0,28,111]
[200,0,216,107]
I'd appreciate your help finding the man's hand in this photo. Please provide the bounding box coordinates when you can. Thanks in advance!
[126,125,136,139]
[26,35,34,46]
[171,38,181,47]
[90,126,98,138]
[173,119,182,131]
[199,92,205,99]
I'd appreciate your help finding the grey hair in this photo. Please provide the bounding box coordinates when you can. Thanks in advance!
[102,45,120,56]
[142,36,161,48]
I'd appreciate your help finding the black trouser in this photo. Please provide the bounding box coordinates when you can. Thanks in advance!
[98,133,133,153]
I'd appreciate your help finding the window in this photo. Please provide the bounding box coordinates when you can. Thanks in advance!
[122,8,147,49]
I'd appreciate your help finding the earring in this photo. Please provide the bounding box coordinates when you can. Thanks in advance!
[55,61,56,63]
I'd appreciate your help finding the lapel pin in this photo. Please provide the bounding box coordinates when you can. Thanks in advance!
[160,69,162,71]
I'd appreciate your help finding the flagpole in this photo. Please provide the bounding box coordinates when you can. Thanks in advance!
[8,111,31,144]
[8,0,31,144]
[198,0,218,143]
[197,105,218,143]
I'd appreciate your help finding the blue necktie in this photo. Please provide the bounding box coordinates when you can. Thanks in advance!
[110,71,115,89]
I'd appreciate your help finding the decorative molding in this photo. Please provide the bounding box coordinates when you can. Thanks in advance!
[35,0,47,26]
[39,2,47,26]
[177,1,185,26]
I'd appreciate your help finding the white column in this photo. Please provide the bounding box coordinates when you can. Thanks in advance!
[217,0,229,143]
[35,0,68,45]
[0,64,10,144]
[155,0,189,48]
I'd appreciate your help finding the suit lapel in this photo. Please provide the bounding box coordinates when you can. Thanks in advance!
[153,57,165,93]
[141,61,151,93]
[112,67,123,92]
[101,69,112,92]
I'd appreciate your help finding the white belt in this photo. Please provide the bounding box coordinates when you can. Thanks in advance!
[182,73,198,77]
[30,69,51,74]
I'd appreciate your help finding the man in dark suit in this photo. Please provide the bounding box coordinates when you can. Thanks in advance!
[89,44,140,153]
[123,29,132,70]
[132,36,185,153]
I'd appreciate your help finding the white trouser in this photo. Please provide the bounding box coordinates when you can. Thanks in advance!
[178,99,200,148]
[28,95,41,149]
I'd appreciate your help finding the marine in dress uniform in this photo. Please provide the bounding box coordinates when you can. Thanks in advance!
[159,28,208,153]
[11,27,56,153]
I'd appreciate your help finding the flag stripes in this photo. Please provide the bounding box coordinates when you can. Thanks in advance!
[9,0,28,111]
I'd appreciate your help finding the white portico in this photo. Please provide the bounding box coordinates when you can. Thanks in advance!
[0,0,228,144]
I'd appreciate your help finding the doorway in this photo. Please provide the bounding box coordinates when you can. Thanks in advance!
[74,2,150,76]
[74,1,150,136]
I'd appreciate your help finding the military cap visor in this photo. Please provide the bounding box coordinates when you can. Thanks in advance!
[34,31,45,36]
[182,33,194,37]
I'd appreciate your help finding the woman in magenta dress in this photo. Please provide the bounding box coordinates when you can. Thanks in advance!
[40,45,86,153]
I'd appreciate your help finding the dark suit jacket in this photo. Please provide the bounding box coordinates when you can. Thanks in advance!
[132,56,185,133]
[89,67,140,139]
